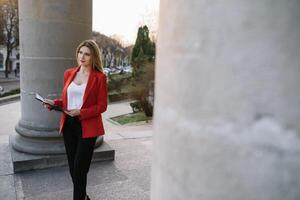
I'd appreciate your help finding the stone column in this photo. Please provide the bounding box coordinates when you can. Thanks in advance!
[11,0,103,154]
[152,0,300,199]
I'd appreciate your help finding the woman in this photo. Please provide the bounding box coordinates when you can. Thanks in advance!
[43,40,108,200]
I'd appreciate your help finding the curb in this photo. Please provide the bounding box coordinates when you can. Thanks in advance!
[106,118,122,126]
[0,79,20,84]
[0,94,20,105]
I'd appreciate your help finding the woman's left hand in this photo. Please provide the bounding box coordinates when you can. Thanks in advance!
[64,109,80,117]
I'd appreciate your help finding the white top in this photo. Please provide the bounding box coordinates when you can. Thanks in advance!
[67,81,87,110]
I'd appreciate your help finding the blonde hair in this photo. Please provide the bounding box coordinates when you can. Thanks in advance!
[76,40,103,72]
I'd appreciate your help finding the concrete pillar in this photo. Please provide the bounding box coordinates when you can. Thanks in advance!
[10,0,103,154]
[152,0,300,199]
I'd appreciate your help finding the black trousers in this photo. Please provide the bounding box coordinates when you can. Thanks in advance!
[62,115,97,200]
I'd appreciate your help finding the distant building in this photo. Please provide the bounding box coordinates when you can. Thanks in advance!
[0,45,20,73]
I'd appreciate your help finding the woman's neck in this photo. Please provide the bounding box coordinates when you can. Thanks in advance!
[79,65,91,74]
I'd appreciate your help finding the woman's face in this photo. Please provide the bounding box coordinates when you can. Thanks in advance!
[77,46,92,68]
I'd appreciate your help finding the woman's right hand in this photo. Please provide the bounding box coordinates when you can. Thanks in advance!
[43,99,54,110]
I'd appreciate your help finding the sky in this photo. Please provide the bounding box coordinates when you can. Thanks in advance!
[93,0,159,46]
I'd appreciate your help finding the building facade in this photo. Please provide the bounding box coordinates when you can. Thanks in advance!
[0,45,20,73]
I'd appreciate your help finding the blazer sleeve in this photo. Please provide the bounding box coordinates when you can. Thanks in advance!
[79,74,108,120]
[53,70,69,107]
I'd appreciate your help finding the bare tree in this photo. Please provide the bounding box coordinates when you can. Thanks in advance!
[0,15,4,43]
[93,31,130,68]
[111,34,126,48]
[0,0,19,78]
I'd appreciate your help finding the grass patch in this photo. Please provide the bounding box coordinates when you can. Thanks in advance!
[110,112,152,125]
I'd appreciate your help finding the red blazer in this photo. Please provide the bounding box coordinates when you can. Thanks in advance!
[53,66,108,138]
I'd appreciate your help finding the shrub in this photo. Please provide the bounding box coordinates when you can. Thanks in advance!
[130,101,143,113]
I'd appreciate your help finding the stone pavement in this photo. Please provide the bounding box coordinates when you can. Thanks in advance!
[0,71,20,83]
[0,100,153,200]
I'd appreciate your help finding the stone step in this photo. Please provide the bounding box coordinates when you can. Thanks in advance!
[10,140,115,173]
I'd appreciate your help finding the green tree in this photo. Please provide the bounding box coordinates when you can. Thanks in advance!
[130,25,155,117]
[131,25,155,64]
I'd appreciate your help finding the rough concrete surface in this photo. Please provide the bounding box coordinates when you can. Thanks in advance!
[0,100,153,200]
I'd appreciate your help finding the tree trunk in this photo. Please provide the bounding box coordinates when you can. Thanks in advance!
[5,48,10,78]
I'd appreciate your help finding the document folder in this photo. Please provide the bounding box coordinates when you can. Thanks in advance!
[35,93,66,112]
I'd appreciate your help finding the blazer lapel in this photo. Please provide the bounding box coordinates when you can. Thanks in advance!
[65,66,80,89]
[82,69,96,105]
[63,67,80,107]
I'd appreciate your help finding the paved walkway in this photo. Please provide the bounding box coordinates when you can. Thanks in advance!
[0,71,20,82]
[0,100,153,200]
